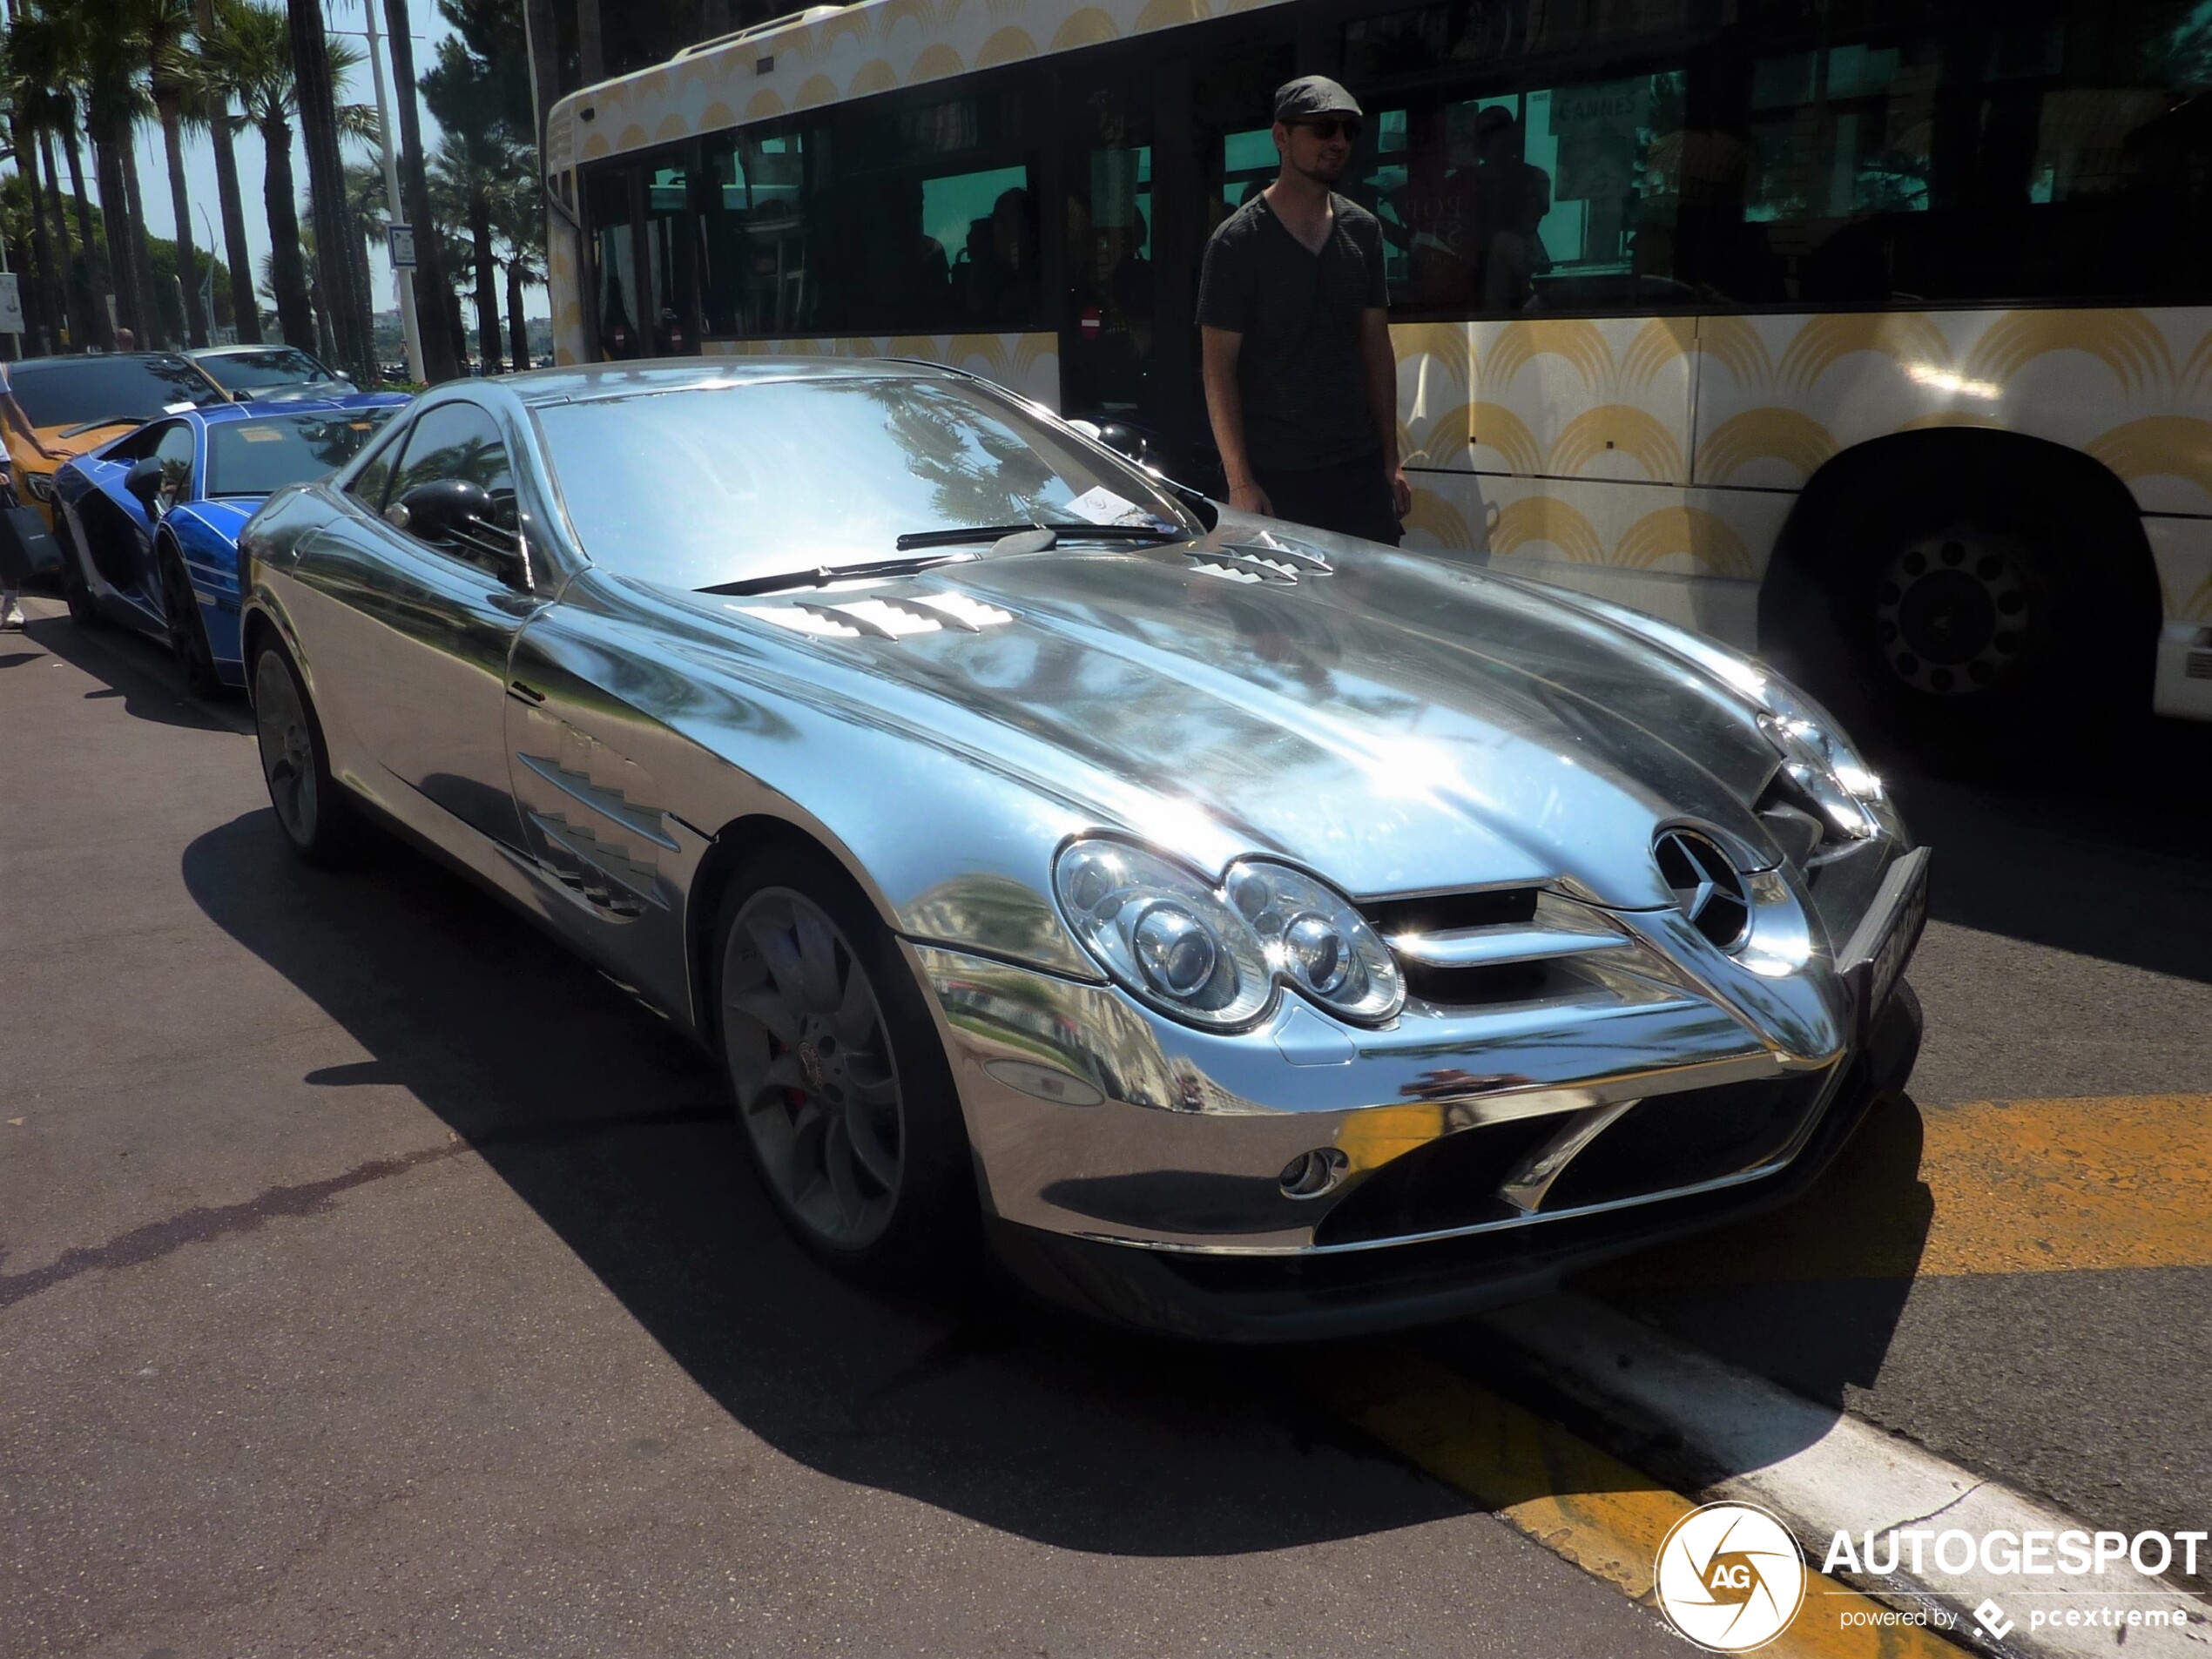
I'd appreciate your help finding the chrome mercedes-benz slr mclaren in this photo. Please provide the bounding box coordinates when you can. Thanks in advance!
[239,359,1928,1339]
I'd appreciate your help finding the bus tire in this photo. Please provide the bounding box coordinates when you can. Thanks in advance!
[1766,453,2155,768]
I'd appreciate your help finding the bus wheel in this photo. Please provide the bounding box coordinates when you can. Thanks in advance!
[1778,467,2148,768]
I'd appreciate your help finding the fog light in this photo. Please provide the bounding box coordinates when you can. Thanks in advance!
[1279,1146,1349,1199]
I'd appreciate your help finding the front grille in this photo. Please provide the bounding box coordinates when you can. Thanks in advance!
[1537,1069,1833,1212]
[1362,887,1541,934]
[1314,1116,1558,1246]
[1311,1069,1833,1248]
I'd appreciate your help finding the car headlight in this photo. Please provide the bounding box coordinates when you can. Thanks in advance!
[1054,840,1403,1029]
[23,470,54,502]
[1557,589,1898,841]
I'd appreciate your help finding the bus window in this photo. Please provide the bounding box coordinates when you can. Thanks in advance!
[698,131,813,338]
[820,89,1039,334]
[585,165,642,359]
[1063,77,1155,421]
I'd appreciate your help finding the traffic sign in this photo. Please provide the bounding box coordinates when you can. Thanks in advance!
[389,225,416,269]
[0,273,22,336]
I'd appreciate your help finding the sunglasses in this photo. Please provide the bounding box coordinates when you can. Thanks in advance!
[1294,117,1363,142]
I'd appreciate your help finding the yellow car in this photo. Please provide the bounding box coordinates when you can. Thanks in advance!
[3,353,232,527]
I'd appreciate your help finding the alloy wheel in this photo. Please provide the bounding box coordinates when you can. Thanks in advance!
[719,888,905,1250]
[254,651,319,846]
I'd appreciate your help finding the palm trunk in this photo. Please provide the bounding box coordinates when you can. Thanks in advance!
[40,134,87,349]
[59,126,108,348]
[93,133,144,344]
[288,0,374,383]
[260,115,314,350]
[468,192,500,372]
[192,0,260,344]
[505,260,529,371]
[157,96,207,347]
[58,129,108,351]
[118,129,166,347]
[153,99,207,347]
[383,0,459,382]
[11,117,59,352]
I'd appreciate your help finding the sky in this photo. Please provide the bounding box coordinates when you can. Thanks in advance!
[54,0,550,337]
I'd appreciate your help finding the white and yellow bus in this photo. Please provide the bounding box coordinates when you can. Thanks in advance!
[541,0,2212,752]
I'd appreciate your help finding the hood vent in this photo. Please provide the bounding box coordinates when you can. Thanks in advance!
[1359,887,1637,1006]
[738,591,1013,640]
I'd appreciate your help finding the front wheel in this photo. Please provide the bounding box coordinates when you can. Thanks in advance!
[252,638,362,867]
[713,846,975,1280]
[159,544,223,699]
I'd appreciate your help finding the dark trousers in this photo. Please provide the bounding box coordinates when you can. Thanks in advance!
[1250,451,1402,546]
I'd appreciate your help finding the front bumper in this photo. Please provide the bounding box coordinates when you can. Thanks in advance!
[905,841,1927,1335]
[986,980,1922,1340]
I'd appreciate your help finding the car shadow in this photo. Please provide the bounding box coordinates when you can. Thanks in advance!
[179,808,1474,1556]
[19,611,244,734]
[1874,716,2212,986]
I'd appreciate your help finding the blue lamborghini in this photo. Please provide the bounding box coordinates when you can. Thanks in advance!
[55,395,408,695]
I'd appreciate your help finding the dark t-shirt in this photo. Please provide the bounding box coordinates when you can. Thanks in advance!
[1196,192,1389,471]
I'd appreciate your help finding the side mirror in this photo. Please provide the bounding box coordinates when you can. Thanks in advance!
[387,478,527,583]
[124,456,165,514]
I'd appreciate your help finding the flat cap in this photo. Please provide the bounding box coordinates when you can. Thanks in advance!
[1273,75,1362,124]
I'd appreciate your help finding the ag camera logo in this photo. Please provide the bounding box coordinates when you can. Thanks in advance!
[1654,1501,1807,1652]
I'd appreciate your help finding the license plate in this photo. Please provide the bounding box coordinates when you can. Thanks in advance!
[1839,847,1930,1031]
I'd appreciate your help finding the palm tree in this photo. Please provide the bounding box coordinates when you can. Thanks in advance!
[199,0,365,352]
[380,0,455,381]
[0,16,69,350]
[12,6,110,347]
[72,0,164,345]
[429,132,513,373]
[143,0,206,345]
[286,0,372,383]
[184,0,257,341]
[491,170,543,372]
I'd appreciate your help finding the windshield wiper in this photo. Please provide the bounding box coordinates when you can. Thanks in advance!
[698,551,979,597]
[894,522,1183,552]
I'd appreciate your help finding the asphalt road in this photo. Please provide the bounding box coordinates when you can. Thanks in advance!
[3,596,2207,1656]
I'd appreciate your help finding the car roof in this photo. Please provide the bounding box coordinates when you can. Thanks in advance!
[196,392,408,422]
[187,344,324,360]
[493,355,944,410]
[6,350,205,376]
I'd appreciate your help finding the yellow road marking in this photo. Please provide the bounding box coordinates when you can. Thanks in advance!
[1588,1093,2212,1289]
[1318,1352,1966,1657]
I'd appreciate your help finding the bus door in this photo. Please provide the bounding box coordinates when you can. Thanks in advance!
[582,151,700,361]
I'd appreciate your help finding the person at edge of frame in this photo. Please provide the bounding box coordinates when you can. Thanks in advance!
[1196,74,1413,547]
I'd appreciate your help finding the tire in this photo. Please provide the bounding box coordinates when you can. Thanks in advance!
[59,512,104,629]
[1767,458,2153,768]
[251,637,363,867]
[711,844,977,1283]
[158,542,224,699]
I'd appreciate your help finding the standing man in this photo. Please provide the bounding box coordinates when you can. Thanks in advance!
[1197,76,1411,545]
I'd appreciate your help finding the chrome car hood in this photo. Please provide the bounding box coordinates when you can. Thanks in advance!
[666,539,1788,912]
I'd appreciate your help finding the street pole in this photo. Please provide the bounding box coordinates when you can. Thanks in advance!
[359,0,425,384]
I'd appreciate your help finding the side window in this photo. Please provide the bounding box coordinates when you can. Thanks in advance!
[346,421,407,511]
[153,421,196,504]
[382,401,520,571]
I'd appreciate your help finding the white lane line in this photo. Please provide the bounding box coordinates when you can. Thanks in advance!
[1477,1294,2209,1659]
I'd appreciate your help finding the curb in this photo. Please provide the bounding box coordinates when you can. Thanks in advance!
[1474,1294,2210,1658]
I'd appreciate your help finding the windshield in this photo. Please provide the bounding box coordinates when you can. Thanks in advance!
[205,408,399,498]
[5,355,227,428]
[532,376,1194,590]
[195,347,340,393]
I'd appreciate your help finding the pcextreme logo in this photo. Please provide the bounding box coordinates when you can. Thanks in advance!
[1654,1501,1808,1652]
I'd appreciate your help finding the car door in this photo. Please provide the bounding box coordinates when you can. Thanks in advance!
[71,419,192,615]
[295,398,541,848]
